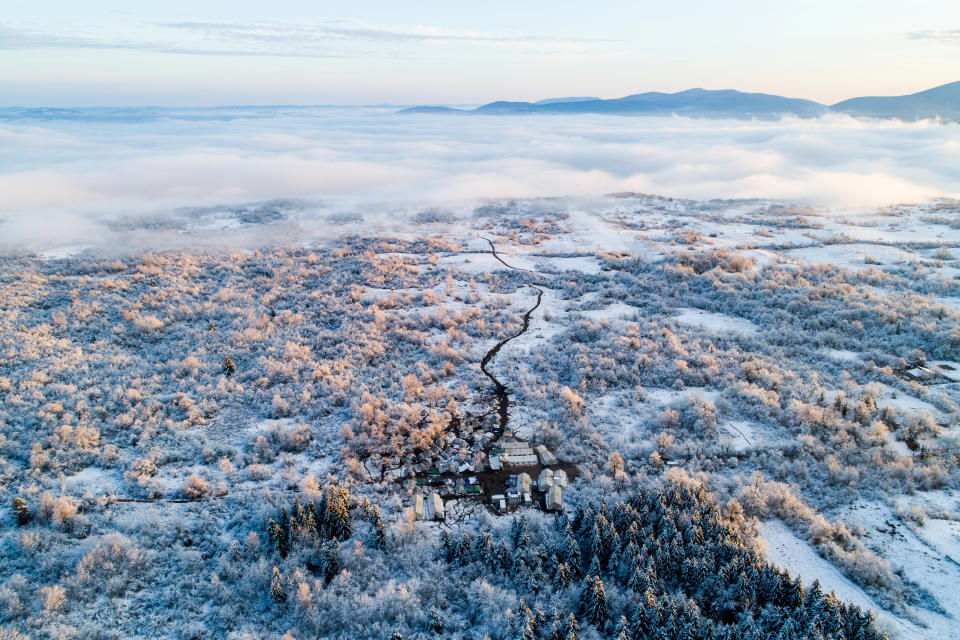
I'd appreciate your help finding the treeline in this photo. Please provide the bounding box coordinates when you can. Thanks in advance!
[435,481,885,640]
[262,481,886,640]
[265,484,385,597]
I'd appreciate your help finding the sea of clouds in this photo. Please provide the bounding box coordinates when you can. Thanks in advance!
[0,106,958,252]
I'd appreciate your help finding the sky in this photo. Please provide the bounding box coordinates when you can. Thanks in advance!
[2,1,959,106]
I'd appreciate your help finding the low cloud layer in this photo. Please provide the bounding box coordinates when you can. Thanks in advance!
[0,108,958,252]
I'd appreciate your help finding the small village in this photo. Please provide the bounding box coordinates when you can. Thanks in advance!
[407,434,574,521]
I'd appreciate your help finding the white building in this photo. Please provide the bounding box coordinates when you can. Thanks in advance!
[538,468,554,490]
[553,469,568,487]
[545,484,563,511]
[501,441,538,466]
[516,472,532,494]
[535,445,557,466]
[426,493,445,521]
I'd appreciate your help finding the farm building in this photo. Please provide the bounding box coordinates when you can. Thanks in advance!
[545,484,563,511]
[535,445,557,465]
[503,451,538,466]
[516,472,532,494]
[553,469,568,487]
[538,468,554,490]
[501,441,538,466]
[426,493,445,521]
[412,494,424,520]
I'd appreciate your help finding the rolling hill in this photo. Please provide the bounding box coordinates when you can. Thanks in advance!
[400,81,960,120]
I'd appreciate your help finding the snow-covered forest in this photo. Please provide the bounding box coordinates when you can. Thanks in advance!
[1,194,959,639]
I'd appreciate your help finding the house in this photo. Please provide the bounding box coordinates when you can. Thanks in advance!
[507,490,521,504]
[491,494,506,511]
[545,484,563,511]
[538,468,554,490]
[457,462,475,474]
[535,445,557,466]
[501,443,538,466]
[516,472,532,494]
[553,469,568,487]
[488,454,502,471]
[412,494,425,520]
[426,493,445,521]
[523,492,532,505]
[504,453,538,467]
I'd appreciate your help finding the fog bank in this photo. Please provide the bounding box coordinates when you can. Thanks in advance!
[1,107,957,252]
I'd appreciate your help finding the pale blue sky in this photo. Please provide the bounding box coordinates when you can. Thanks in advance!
[1,1,958,106]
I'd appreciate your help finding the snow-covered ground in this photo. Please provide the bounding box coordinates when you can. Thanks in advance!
[874,384,945,424]
[759,520,932,640]
[832,499,960,639]
[783,243,918,271]
[673,307,759,335]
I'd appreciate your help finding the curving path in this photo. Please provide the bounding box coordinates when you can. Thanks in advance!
[479,286,543,435]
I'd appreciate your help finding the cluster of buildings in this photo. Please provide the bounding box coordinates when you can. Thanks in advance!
[490,467,567,512]
[488,440,558,470]
[413,472,483,497]
[406,433,570,522]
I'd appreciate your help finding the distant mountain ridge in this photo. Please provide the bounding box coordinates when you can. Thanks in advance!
[831,80,960,120]
[400,81,960,121]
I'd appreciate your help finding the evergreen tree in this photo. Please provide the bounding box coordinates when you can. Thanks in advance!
[327,485,352,540]
[580,575,607,628]
[304,500,320,539]
[549,610,565,640]
[223,356,235,376]
[429,606,444,634]
[322,539,339,583]
[629,589,658,640]
[371,505,387,549]
[440,530,453,561]
[270,566,286,603]
[555,562,572,589]
[518,601,536,640]
[612,616,629,640]
[563,528,582,573]
[292,497,305,537]
[277,507,291,556]
[12,497,30,526]
[567,613,581,640]
[268,518,289,558]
